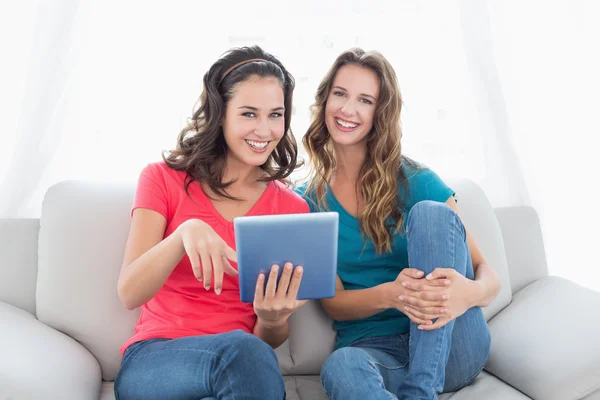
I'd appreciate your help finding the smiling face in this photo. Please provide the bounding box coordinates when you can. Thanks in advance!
[324,64,380,149]
[222,76,285,168]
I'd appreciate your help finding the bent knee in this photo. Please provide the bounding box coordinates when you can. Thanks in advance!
[407,200,457,230]
[321,347,368,380]
[225,330,275,359]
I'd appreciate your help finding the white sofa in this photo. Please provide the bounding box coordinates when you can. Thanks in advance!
[1,178,600,400]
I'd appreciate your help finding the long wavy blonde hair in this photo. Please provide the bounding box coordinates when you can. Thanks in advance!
[303,48,415,254]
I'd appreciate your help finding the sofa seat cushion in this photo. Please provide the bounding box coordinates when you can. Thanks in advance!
[443,371,531,399]
[280,371,529,400]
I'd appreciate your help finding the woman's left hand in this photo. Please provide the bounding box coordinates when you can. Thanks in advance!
[401,268,482,330]
[254,262,308,328]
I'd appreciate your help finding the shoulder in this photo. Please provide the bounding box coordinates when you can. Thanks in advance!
[400,159,441,186]
[293,181,309,198]
[140,161,175,178]
[140,161,188,186]
[398,157,455,206]
[272,180,310,213]
[292,180,320,212]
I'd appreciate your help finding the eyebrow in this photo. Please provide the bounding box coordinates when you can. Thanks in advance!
[332,85,377,101]
[237,106,285,111]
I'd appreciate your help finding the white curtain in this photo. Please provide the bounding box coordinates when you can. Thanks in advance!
[1,0,598,291]
[483,0,600,291]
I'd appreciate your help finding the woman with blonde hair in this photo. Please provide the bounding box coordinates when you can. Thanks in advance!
[295,48,500,399]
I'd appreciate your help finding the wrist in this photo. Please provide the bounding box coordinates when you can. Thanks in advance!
[257,317,288,330]
[376,282,396,310]
[469,279,486,308]
[174,220,187,242]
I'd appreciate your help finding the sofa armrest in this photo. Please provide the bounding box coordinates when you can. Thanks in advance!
[0,301,102,400]
[486,276,600,400]
[0,218,39,315]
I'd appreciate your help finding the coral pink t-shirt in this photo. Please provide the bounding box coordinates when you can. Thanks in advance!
[120,162,309,354]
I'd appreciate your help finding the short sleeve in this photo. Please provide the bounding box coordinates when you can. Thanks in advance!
[401,164,455,209]
[294,197,311,214]
[132,163,169,219]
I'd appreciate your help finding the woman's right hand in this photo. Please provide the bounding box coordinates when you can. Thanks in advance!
[177,219,238,294]
[383,268,450,325]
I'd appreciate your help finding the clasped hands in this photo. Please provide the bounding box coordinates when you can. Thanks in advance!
[383,267,479,330]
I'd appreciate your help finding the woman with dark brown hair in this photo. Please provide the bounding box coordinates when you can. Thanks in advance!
[115,46,307,400]
[296,48,500,399]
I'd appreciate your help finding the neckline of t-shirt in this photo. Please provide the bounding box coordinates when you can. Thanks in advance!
[198,181,276,227]
[325,186,360,229]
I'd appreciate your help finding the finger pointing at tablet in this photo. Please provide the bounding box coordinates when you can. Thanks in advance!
[179,218,238,294]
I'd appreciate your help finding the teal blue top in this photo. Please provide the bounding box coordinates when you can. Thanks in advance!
[294,160,455,349]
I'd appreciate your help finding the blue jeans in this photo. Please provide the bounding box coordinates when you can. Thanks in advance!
[114,330,285,400]
[321,201,491,400]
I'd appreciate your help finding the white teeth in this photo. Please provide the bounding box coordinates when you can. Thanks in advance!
[336,118,358,128]
[245,140,268,149]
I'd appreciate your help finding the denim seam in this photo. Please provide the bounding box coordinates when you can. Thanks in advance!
[428,209,457,393]
[445,339,490,393]
[447,364,485,393]
[320,374,333,399]
[128,347,221,362]
[370,359,387,389]
[429,323,449,395]
[371,360,406,371]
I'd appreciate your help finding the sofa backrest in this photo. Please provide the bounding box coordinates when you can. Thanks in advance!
[494,206,548,294]
[36,181,139,381]
[33,178,514,380]
[447,179,513,319]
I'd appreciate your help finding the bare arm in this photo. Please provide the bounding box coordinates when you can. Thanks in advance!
[320,276,389,321]
[253,319,290,349]
[446,197,501,308]
[320,271,445,324]
[117,208,185,310]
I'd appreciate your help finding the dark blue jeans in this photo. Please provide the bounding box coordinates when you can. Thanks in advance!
[114,330,285,400]
[321,201,491,399]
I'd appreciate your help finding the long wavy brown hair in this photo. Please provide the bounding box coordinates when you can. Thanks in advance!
[163,45,299,200]
[303,48,417,254]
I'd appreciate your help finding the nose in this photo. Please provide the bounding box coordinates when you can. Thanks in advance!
[341,100,356,117]
[254,118,271,138]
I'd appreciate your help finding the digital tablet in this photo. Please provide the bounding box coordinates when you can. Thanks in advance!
[233,212,339,303]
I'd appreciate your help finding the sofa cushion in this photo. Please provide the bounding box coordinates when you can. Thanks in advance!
[284,375,327,400]
[36,180,295,381]
[0,301,101,400]
[447,179,512,320]
[287,299,337,375]
[282,372,529,400]
[100,372,530,400]
[486,276,600,400]
[441,371,531,399]
[36,181,140,381]
[275,338,294,375]
[583,391,600,400]
[494,206,548,294]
